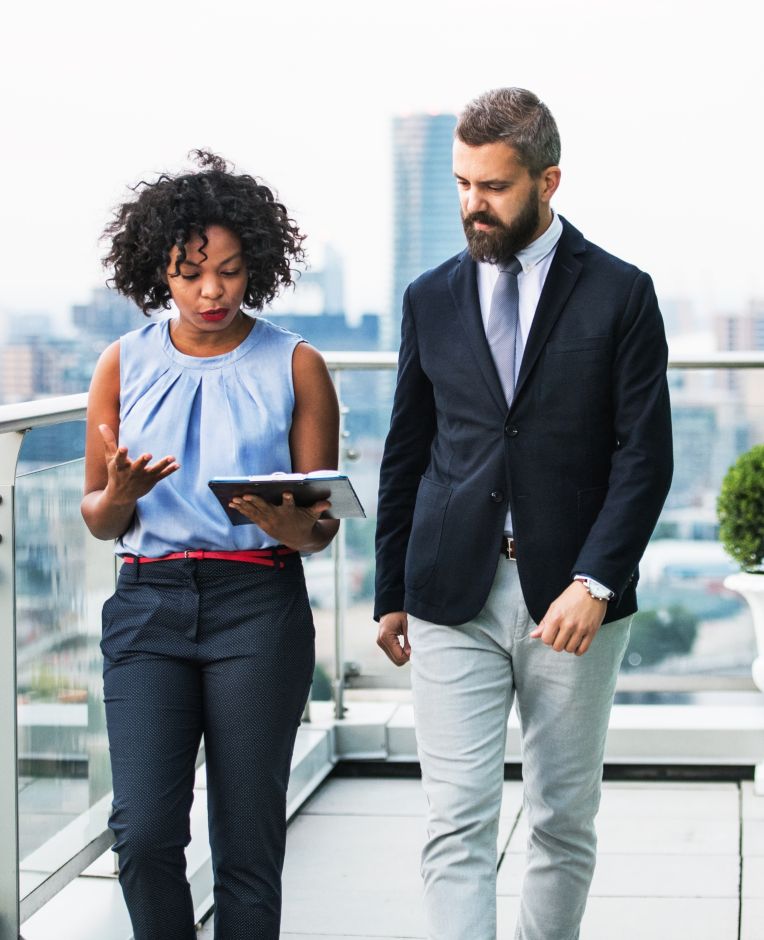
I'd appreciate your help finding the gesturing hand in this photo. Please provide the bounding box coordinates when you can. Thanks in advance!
[376,611,411,666]
[529,581,608,656]
[100,424,180,505]
[230,491,331,551]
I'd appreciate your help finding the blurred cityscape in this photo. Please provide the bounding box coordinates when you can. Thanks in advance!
[4,113,763,764]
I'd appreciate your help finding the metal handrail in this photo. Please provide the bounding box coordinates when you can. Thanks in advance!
[2,349,763,434]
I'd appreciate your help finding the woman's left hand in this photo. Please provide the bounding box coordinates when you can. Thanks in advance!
[230,491,332,552]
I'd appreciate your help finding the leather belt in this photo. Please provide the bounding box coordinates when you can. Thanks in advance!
[500,536,517,560]
[121,547,296,569]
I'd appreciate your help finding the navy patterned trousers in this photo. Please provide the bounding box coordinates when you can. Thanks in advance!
[101,555,315,940]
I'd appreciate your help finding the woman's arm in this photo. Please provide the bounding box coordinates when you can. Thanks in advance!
[230,342,340,553]
[81,341,179,540]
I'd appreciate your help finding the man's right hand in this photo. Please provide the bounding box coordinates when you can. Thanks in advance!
[377,611,411,666]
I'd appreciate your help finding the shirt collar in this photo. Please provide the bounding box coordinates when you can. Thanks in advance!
[515,209,563,274]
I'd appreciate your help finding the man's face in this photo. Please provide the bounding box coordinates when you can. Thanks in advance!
[453,139,551,264]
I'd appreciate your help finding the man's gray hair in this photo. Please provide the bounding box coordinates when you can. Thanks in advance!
[455,87,561,177]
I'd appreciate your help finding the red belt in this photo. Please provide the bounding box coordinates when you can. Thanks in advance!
[122,547,296,569]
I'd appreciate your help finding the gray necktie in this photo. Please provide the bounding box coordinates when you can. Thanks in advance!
[486,256,523,406]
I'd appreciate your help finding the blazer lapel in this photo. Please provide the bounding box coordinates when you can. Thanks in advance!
[448,250,507,414]
[511,219,585,407]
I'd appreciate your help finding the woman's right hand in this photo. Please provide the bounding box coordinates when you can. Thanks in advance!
[100,424,180,505]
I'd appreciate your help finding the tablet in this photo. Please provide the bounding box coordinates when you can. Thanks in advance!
[208,471,366,524]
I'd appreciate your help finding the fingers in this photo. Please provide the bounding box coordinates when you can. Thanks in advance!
[531,613,592,656]
[283,492,332,517]
[155,462,181,480]
[230,494,267,517]
[378,634,410,666]
[376,612,410,666]
[145,456,180,477]
[230,492,331,518]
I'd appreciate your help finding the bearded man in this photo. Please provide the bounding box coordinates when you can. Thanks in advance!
[374,87,673,940]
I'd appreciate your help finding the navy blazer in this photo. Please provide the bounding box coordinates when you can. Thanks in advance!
[374,217,673,627]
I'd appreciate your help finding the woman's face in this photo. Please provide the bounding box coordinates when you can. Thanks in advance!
[166,225,248,334]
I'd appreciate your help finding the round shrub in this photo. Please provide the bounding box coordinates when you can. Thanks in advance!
[718,444,764,572]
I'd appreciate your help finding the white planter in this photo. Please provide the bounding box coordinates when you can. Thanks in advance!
[724,571,764,692]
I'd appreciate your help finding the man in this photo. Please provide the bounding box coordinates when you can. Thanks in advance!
[374,87,673,940]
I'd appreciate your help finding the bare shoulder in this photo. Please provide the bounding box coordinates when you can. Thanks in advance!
[292,340,328,376]
[292,341,333,395]
[94,339,120,377]
[88,340,120,403]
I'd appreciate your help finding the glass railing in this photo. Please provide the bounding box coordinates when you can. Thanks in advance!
[15,448,115,902]
[1,353,763,937]
[312,356,764,707]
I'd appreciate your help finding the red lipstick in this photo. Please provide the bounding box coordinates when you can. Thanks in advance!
[200,307,229,322]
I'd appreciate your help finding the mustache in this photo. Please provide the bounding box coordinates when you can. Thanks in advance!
[463,210,506,228]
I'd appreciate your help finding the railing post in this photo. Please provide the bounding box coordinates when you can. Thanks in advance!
[331,370,348,720]
[0,429,24,940]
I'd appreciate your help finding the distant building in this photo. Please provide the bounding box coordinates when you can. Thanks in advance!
[296,244,345,316]
[715,299,764,352]
[390,113,465,349]
[71,287,144,346]
[713,299,764,440]
[265,310,386,438]
[265,311,380,352]
[0,336,93,404]
[659,298,697,339]
[4,312,54,343]
[0,341,61,402]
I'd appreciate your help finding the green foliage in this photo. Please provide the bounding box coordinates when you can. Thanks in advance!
[621,605,699,671]
[717,444,764,572]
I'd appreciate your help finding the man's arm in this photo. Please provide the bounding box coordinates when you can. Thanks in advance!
[533,270,673,655]
[572,270,673,592]
[375,286,437,660]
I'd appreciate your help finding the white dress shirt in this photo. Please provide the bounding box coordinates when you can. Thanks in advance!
[477,210,563,535]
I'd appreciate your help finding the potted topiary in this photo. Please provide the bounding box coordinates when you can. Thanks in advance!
[719,443,764,693]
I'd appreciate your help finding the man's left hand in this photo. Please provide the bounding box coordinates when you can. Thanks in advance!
[529,581,608,656]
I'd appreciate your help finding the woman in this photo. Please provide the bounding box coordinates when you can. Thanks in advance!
[82,151,339,940]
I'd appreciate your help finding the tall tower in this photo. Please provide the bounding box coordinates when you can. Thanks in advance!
[389,113,466,349]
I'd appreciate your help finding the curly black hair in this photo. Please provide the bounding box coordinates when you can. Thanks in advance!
[103,150,306,315]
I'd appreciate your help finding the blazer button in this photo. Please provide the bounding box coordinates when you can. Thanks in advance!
[490,490,504,503]
[505,426,519,437]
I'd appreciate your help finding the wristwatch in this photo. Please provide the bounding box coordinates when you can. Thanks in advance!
[573,575,615,602]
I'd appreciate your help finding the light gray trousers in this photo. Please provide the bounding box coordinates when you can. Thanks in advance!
[409,556,631,940]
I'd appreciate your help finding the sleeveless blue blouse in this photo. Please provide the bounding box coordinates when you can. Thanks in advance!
[115,316,303,557]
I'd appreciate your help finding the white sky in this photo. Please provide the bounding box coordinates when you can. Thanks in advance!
[2,0,762,329]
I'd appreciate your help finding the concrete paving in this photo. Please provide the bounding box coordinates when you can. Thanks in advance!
[199,776,758,939]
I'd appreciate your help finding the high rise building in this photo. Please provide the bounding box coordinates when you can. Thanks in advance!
[713,298,764,440]
[389,113,465,349]
[71,287,144,346]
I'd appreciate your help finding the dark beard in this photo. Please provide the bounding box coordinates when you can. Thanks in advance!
[462,190,541,265]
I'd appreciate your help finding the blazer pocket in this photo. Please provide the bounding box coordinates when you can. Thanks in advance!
[546,335,610,354]
[405,477,452,590]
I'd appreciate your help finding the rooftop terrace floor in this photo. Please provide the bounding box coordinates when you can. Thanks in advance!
[196,775,762,940]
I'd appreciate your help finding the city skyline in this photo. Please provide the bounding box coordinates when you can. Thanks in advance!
[2,0,762,331]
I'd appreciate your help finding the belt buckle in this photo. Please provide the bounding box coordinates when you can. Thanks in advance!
[501,536,517,560]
